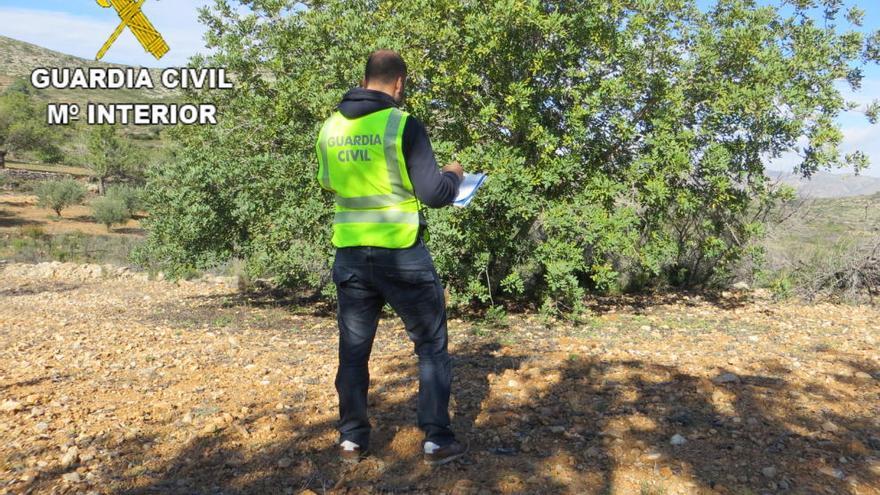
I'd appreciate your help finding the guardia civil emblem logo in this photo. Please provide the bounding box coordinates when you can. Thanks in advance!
[96,0,170,61]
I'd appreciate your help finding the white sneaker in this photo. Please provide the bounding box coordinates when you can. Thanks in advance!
[338,440,367,463]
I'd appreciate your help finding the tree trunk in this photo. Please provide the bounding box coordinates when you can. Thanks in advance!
[99,177,106,196]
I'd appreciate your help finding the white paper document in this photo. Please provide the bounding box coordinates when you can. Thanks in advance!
[453,172,487,207]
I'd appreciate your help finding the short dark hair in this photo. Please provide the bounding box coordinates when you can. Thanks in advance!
[364,50,407,85]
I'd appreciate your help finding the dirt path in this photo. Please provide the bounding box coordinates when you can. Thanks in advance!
[0,265,878,494]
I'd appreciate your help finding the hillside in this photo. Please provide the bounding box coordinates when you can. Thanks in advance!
[0,35,177,102]
[776,191,880,248]
[765,168,880,199]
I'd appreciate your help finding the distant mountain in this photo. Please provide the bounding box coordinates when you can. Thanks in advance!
[764,168,880,198]
[0,35,176,101]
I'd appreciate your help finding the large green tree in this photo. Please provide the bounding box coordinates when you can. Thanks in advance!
[136,0,879,313]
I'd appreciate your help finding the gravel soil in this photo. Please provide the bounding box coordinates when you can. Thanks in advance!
[1,264,878,495]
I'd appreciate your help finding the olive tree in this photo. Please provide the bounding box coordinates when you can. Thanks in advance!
[36,179,86,217]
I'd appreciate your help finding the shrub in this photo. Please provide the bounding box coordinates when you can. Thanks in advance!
[35,145,64,164]
[106,184,144,217]
[35,179,86,217]
[92,195,129,231]
[0,229,143,264]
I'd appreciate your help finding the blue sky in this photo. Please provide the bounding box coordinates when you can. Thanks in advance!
[0,0,877,176]
[0,0,210,67]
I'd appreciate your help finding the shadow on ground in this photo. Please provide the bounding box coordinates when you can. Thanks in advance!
[8,302,879,494]
[0,207,43,228]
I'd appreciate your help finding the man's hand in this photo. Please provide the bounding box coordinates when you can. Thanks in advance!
[442,161,464,181]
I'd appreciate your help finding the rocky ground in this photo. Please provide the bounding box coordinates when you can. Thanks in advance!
[1,262,878,495]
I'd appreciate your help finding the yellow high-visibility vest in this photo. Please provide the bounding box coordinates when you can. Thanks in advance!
[316,107,420,248]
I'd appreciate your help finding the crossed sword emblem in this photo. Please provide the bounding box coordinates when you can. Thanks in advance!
[95,0,169,61]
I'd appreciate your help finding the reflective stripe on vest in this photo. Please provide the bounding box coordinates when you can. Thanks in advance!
[316,107,420,248]
[334,210,419,224]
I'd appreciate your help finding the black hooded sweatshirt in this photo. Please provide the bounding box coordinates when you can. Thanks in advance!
[335,88,462,219]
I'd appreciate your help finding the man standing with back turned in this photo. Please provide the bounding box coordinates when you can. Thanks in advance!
[315,50,468,466]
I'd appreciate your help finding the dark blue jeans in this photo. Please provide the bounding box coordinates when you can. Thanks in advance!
[332,237,455,450]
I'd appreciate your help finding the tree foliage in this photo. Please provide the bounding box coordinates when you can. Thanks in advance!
[0,81,63,163]
[137,0,879,313]
[107,184,144,217]
[92,195,130,232]
[35,179,86,217]
[86,125,138,195]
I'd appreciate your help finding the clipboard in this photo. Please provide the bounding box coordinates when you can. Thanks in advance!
[453,172,487,207]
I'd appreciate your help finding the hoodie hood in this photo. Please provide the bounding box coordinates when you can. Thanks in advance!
[337,87,398,119]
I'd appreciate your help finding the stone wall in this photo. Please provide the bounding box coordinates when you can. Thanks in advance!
[0,261,240,289]
[0,168,70,181]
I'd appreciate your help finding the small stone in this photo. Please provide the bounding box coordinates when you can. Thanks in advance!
[34,422,49,433]
[732,281,750,290]
[854,372,873,381]
[549,426,566,434]
[1,400,22,412]
[819,465,845,479]
[761,466,777,478]
[450,479,477,495]
[640,325,651,332]
[642,451,662,461]
[670,434,687,446]
[712,372,739,384]
[822,421,840,433]
[60,446,79,468]
[848,440,869,455]
[277,457,293,468]
[182,413,193,424]
[62,472,81,483]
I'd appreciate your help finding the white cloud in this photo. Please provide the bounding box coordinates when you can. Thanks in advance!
[0,3,210,67]
[836,78,880,109]
[765,79,880,177]
[769,124,880,178]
